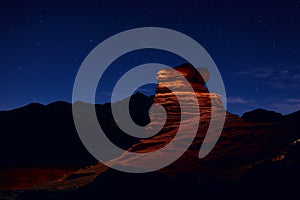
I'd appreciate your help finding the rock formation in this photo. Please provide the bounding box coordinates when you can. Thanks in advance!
[109,63,299,176]
[108,63,229,172]
[2,63,300,199]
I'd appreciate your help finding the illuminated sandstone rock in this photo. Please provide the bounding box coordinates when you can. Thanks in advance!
[108,63,228,171]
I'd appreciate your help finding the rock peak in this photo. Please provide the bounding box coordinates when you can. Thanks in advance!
[156,63,209,94]
[173,63,210,85]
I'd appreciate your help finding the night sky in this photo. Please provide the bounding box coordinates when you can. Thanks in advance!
[1,0,300,115]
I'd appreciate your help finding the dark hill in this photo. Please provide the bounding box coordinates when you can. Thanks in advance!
[0,93,154,169]
[1,64,300,199]
[242,108,284,123]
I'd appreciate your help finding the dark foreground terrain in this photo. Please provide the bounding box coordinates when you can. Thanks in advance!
[1,64,300,199]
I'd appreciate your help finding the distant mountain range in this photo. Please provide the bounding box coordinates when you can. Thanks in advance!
[1,64,300,199]
[1,93,299,168]
[0,93,154,169]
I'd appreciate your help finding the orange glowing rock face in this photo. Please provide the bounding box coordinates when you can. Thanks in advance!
[110,63,227,171]
[155,63,209,94]
[143,63,213,149]
[96,63,296,176]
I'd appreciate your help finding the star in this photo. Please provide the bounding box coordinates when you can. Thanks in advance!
[258,19,263,24]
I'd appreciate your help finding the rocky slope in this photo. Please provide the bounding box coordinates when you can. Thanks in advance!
[67,64,300,199]
[0,93,153,190]
[108,64,299,175]
[1,64,300,199]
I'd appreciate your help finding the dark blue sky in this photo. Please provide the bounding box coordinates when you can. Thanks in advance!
[1,0,300,115]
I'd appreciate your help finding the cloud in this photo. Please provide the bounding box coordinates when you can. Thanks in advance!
[227,97,247,104]
[267,98,300,114]
[234,67,274,78]
[226,96,300,115]
[235,65,300,80]
[286,98,300,103]
[235,65,300,90]
[269,103,300,114]
[266,82,287,89]
[291,74,300,81]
